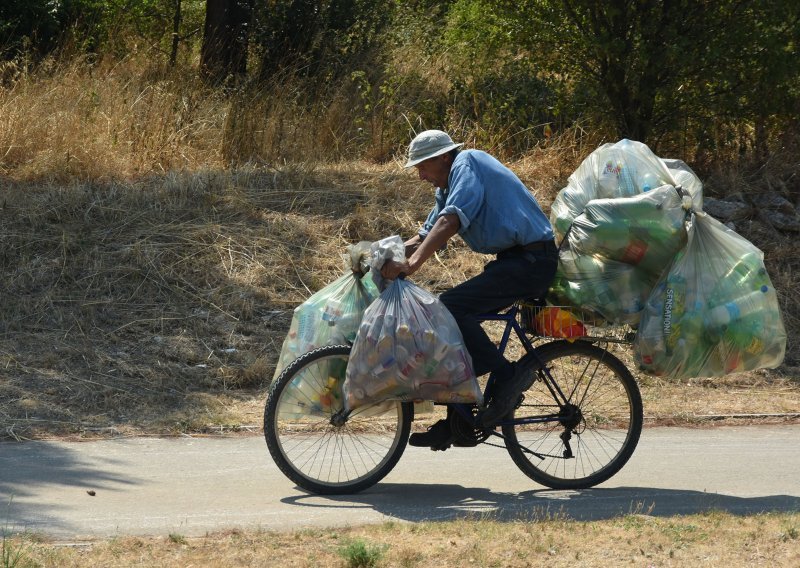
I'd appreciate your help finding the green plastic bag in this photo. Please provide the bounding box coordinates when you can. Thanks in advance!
[549,184,690,325]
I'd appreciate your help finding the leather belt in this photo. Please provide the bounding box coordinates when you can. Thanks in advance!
[521,240,554,252]
[503,240,556,254]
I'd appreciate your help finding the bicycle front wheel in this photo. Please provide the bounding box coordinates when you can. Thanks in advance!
[503,340,643,490]
[264,345,413,495]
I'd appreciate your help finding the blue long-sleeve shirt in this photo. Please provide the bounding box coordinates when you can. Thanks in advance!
[418,150,554,254]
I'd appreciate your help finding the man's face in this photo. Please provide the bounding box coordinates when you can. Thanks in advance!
[415,153,452,189]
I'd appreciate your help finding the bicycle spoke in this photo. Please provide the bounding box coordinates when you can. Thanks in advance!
[503,341,642,489]
[264,345,411,494]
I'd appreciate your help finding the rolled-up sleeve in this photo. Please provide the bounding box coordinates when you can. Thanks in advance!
[442,160,484,233]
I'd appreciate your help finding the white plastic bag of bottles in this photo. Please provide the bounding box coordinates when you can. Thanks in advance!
[343,236,482,410]
[634,211,786,380]
[550,139,703,244]
[272,241,379,382]
[548,184,691,325]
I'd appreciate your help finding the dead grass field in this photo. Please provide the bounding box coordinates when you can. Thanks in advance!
[4,513,799,567]
[0,56,798,441]
[1,159,798,441]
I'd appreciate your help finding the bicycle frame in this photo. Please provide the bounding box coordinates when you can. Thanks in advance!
[451,304,578,429]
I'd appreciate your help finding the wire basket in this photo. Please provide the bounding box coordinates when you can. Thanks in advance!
[518,303,636,345]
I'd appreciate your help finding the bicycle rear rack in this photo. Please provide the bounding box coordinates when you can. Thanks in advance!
[518,303,636,345]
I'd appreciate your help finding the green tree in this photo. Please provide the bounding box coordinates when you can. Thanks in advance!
[0,0,65,58]
[0,1,207,63]
[491,0,799,152]
[253,0,394,79]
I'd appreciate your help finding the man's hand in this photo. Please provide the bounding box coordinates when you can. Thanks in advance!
[381,214,460,282]
[380,259,412,280]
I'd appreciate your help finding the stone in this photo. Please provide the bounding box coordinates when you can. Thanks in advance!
[703,197,752,222]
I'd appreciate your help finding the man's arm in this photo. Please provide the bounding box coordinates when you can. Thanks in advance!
[381,214,460,279]
[404,234,423,257]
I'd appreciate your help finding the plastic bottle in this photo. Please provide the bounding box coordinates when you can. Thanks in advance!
[598,160,622,195]
[638,171,660,192]
[322,297,342,324]
[396,323,413,344]
[726,324,766,357]
[576,220,631,258]
[619,237,649,266]
[295,308,318,343]
[618,164,637,196]
[721,252,769,290]
[590,277,622,322]
[420,329,437,353]
[705,286,771,328]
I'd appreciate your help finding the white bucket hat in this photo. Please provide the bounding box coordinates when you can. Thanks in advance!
[404,130,463,168]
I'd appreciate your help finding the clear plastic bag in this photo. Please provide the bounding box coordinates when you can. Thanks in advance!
[634,212,786,379]
[549,185,690,325]
[549,242,649,325]
[550,139,703,244]
[272,242,378,382]
[343,236,482,410]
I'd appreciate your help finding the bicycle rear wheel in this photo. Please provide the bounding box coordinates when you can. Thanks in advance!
[264,345,413,495]
[503,340,643,489]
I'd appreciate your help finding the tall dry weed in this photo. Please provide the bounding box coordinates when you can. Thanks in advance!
[0,54,224,180]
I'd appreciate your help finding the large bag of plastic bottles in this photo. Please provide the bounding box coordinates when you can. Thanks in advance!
[548,184,691,324]
[272,241,379,382]
[634,211,786,379]
[343,236,482,411]
[550,139,703,243]
[547,140,704,325]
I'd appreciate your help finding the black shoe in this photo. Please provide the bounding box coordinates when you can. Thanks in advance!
[480,360,538,427]
[408,419,454,451]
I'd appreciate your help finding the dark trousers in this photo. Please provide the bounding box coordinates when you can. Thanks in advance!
[440,244,558,376]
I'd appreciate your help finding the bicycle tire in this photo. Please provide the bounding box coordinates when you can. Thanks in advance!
[264,344,413,495]
[503,340,643,490]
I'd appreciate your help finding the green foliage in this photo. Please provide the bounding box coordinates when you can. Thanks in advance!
[489,0,800,157]
[2,499,30,568]
[253,0,395,79]
[0,0,63,58]
[337,538,387,568]
[2,0,797,168]
[0,1,206,62]
[168,532,188,544]
[1,536,28,568]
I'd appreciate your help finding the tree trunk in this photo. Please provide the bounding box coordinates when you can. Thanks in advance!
[169,0,181,67]
[200,0,253,84]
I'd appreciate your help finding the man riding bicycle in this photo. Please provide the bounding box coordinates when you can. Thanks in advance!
[380,130,559,449]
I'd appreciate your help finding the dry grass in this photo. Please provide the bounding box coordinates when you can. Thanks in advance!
[1,158,797,441]
[0,54,797,441]
[6,512,800,567]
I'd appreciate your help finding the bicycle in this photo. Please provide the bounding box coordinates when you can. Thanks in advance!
[263,302,643,495]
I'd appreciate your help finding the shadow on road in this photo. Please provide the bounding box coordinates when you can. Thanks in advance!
[0,441,138,534]
[282,483,800,522]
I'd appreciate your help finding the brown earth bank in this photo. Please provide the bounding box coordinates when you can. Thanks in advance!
[1,162,798,441]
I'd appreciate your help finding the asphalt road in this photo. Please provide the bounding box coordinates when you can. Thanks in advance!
[1,425,799,539]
